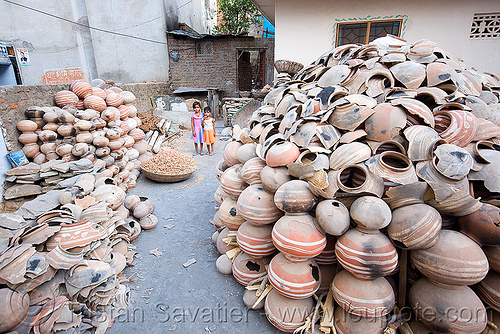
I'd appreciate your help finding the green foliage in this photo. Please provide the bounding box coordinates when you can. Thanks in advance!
[215,0,260,35]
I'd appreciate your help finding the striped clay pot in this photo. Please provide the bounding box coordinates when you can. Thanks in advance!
[236,221,276,258]
[272,213,326,261]
[223,141,243,167]
[71,80,93,99]
[477,270,500,313]
[120,91,136,104]
[314,234,337,265]
[387,203,442,250]
[83,95,107,112]
[220,164,247,200]
[232,251,270,286]
[237,184,282,226]
[332,270,395,318]
[336,228,398,279]
[92,87,107,99]
[129,128,146,142]
[118,105,130,120]
[268,252,321,299]
[106,92,124,107]
[410,229,488,286]
[55,90,79,108]
[241,157,266,185]
[274,180,318,213]
[434,109,479,147]
[264,288,314,333]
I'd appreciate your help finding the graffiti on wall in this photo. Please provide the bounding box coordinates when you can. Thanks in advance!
[42,67,86,84]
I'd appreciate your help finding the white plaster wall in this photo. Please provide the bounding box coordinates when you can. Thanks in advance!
[85,0,170,83]
[275,0,500,75]
[0,1,82,85]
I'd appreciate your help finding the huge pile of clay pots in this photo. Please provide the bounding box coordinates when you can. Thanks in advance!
[211,35,500,334]
[0,80,159,333]
[11,79,153,200]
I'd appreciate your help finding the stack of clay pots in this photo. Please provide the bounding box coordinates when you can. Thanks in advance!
[211,35,500,333]
[11,80,152,200]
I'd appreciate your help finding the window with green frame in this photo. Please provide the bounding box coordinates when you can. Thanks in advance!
[336,20,402,46]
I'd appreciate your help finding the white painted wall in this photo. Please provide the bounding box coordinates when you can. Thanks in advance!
[275,0,500,75]
[168,0,218,34]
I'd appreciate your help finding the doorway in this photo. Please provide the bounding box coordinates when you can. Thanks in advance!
[237,49,266,92]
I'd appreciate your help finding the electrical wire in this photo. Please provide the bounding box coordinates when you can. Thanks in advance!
[2,0,196,45]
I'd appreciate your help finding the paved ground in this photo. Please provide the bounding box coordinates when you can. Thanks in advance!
[109,121,281,333]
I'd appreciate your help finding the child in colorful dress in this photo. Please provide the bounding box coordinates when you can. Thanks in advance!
[202,106,217,156]
[191,102,204,155]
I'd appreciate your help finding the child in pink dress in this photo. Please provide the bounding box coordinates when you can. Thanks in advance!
[191,102,204,155]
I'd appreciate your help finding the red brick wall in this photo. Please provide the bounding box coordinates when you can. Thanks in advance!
[167,34,274,97]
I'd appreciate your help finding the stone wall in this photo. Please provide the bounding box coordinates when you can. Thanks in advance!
[167,34,274,97]
[0,82,170,152]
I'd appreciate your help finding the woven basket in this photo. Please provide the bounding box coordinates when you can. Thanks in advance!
[142,168,194,183]
[274,59,304,76]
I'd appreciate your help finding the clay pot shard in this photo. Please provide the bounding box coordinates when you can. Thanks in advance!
[432,143,473,180]
[390,98,435,127]
[390,61,426,89]
[469,149,500,192]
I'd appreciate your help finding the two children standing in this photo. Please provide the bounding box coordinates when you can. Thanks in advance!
[191,101,217,156]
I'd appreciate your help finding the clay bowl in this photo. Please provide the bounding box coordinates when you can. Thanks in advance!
[268,252,321,299]
[264,288,314,333]
[410,229,488,286]
[409,278,487,334]
[336,228,398,279]
[272,213,326,261]
[232,251,270,286]
[387,203,442,250]
[236,221,276,259]
[332,270,395,318]
[237,184,283,226]
[274,180,318,213]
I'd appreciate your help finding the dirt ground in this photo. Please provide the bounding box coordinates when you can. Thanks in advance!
[108,121,281,333]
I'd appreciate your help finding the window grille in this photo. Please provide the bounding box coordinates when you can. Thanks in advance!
[470,13,500,39]
[196,41,213,57]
